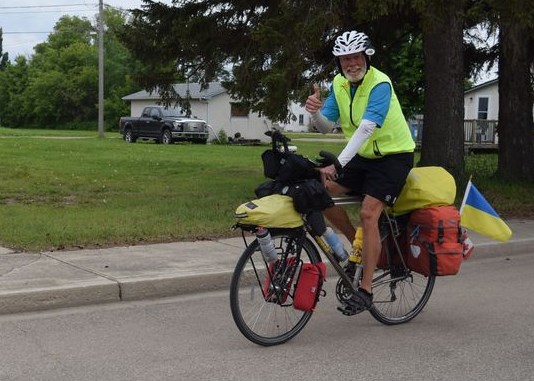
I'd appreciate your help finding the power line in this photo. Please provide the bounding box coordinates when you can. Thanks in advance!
[0,4,94,9]
[0,9,96,15]
[0,3,130,36]
[2,32,51,34]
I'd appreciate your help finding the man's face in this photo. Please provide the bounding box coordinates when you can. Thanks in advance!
[339,53,366,82]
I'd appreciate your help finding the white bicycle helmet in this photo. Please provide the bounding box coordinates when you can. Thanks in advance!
[332,31,375,57]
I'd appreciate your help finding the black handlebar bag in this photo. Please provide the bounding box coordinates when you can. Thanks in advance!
[261,149,318,183]
[284,179,334,214]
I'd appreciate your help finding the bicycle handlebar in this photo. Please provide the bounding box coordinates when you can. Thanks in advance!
[265,129,341,172]
[265,130,290,152]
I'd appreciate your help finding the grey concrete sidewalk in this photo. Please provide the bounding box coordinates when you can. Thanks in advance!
[0,219,532,315]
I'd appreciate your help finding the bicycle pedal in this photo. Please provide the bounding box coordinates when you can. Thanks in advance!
[337,305,354,316]
[337,304,369,316]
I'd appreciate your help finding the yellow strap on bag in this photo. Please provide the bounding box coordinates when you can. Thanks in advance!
[234,194,304,228]
[392,167,456,214]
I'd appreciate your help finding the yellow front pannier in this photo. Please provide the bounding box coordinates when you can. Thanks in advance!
[392,166,456,214]
[234,194,303,228]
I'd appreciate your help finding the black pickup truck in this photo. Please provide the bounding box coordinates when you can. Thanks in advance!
[119,106,209,144]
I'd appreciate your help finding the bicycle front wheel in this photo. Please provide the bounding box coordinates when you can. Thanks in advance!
[230,231,321,346]
[369,266,435,325]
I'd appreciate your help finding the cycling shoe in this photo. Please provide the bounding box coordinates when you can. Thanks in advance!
[337,288,373,316]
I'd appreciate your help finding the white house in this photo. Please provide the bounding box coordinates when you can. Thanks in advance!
[122,82,310,142]
[464,79,499,120]
[464,77,534,121]
[462,78,534,144]
[285,102,310,132]
[462,79,499,144]
[415,78,531,146]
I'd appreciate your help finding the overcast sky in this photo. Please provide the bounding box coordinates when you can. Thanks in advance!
[0,0,172,59]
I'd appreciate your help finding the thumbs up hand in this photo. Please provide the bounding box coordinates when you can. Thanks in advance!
[312,83,321,99]
[305,84,323,114]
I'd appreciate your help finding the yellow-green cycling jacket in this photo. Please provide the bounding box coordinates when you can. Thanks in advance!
[332,66,415,159]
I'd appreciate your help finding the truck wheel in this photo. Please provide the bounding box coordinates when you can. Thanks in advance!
[161,129,173,144]
[124,129,136,143]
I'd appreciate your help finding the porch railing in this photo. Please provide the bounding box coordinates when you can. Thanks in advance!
[464,119,498,144]
[410,119,498,146]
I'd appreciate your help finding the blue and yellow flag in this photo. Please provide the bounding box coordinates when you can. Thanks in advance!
[460,180,512,242]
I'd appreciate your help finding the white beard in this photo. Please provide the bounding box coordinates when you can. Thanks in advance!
[343,61,367,83]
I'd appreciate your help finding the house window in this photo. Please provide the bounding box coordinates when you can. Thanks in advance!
[298,114,304,125]
[477,97,489,120]
[231,103,249,117]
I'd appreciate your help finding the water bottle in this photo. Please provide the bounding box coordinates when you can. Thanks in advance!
[256,227,278,263]
[323,227,349,263]
[350,226,364,286]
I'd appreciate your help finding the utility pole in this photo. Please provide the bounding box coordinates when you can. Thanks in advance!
[98,0,104,138]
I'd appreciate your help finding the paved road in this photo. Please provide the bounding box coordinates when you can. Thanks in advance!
[0,252,532,381]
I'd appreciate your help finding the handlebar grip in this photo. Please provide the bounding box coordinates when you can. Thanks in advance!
[266,129,290,151]
[319,150,342,172]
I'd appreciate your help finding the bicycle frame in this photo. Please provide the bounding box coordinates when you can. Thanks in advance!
[308,195,409,286]
[304,217,354,288]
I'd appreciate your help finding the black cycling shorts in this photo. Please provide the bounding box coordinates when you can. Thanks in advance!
[335,152,414,206]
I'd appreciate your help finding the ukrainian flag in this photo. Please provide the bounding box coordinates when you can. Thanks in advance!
[460,180,512,242]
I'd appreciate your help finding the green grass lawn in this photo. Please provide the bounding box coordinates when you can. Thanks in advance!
[0,128,532,252]
[0,127,98,137]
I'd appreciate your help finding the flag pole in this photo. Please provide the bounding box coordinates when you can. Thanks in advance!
[459,175,473,214]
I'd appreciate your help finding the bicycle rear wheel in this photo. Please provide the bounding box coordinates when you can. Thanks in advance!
[230,230,321,346]
[370,265,435,325]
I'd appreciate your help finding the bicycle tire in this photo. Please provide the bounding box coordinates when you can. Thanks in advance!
[369,267,435,325]
[230,231,321,346]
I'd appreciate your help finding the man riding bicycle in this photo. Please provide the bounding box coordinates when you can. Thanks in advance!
[305,30,415,315]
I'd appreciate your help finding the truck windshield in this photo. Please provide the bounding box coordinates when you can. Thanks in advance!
[160,109,184,117]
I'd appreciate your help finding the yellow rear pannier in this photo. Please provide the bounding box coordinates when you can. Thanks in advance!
[392,166,456,214]
[234,194,303,228]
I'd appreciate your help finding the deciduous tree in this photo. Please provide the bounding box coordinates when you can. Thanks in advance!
[0,9,139,131]
[0,56,30,127]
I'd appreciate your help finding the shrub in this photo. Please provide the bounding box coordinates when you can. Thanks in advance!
[213,129,228,144]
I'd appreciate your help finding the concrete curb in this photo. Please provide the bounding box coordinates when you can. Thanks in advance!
[0,282,120,315]
[118,272,234,301]
[471,238,534,260]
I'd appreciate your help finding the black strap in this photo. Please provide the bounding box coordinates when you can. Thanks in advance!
[428,243,438,275]
[313,263,326,306]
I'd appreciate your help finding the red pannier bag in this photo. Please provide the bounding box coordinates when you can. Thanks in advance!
[406,206,464,276]
[293,262,326,312]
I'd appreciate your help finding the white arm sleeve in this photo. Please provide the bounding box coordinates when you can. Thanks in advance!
[311,112,336,134]
[337,119,377,167]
